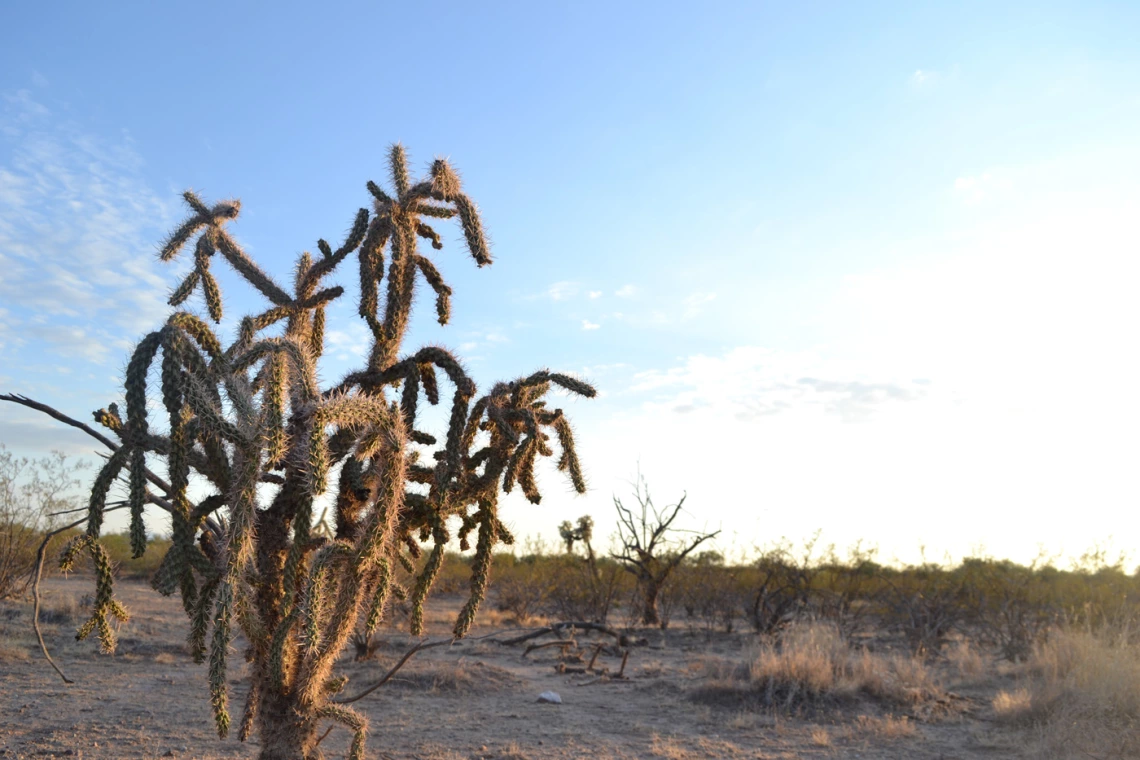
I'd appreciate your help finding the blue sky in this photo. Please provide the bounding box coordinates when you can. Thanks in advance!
[2,1,1138,564]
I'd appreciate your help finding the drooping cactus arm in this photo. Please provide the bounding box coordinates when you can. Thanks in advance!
[0,394,227,536]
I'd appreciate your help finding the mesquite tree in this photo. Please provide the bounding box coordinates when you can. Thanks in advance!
[1,145,593,759]
[611,476,718,626]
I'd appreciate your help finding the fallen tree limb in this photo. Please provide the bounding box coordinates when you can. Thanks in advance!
[334,636,457,704]
[494,621,620,646]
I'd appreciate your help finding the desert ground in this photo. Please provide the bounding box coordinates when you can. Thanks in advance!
[0,578,1060,760]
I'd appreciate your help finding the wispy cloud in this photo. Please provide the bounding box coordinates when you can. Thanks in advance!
[544,281,578,301]
[581,319,600,331]
[324,322,371,360]
[682,291,716,319]
[615,284,637,298]
[631,346,928,423]
[588,290,602,299]
[909,69,938,88]
[0,88,175,363]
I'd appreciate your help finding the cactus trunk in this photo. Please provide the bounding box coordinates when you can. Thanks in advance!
[256,687,320,760]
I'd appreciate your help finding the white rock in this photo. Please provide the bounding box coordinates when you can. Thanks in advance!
[536,691,562,704]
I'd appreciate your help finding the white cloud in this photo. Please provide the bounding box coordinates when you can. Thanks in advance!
[581,319,600,331]
[324,324,370,360]
[682,291,716,320]
[910,69,937,88]
[588,290,602,299]
[545,281,578,301]
[615,284,637,298]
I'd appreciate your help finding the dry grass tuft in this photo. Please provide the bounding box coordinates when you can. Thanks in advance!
[845,714,917,739]
[690,622,947,714]
[946,639,987,680]
[997,629,1140,758]
[495,742,529,760]
[809,726,831,746]
[649,734,689,760]
[0,641,29,662]
[992,687,1034,721]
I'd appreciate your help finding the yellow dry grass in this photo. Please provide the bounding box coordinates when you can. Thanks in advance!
[996,629,1140,758]
[691,622,946,713]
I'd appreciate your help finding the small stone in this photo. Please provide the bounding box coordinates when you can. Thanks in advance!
[536,691,562,704]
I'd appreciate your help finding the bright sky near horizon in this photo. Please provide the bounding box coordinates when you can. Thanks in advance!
[1,2,1138,566]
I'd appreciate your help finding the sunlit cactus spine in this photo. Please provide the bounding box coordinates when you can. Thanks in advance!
[45,146,595,760]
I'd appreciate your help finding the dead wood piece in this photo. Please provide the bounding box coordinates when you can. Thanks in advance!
[523,638,576,657]
[556,664,588,674]
[586,642,604,671]
[495,621,620,646]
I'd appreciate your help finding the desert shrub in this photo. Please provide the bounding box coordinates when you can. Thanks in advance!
[1060,546,1140,643]
[671,551,740,634]
[102,533,174,579]
[880,562,969,655]
[493,553,550,624]
[811,542,881,639]
[961,557,1062,662]
[738,540,815,635]
[544,514,624,624]
[543,553,625,624]
[0,446,86,599]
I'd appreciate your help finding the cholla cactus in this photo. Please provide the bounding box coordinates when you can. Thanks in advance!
[30,146,594,759]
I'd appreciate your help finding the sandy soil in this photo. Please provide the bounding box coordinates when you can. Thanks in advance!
[0,578,1028,759]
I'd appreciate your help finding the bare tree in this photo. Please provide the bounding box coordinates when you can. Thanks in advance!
[611,475,719,626]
